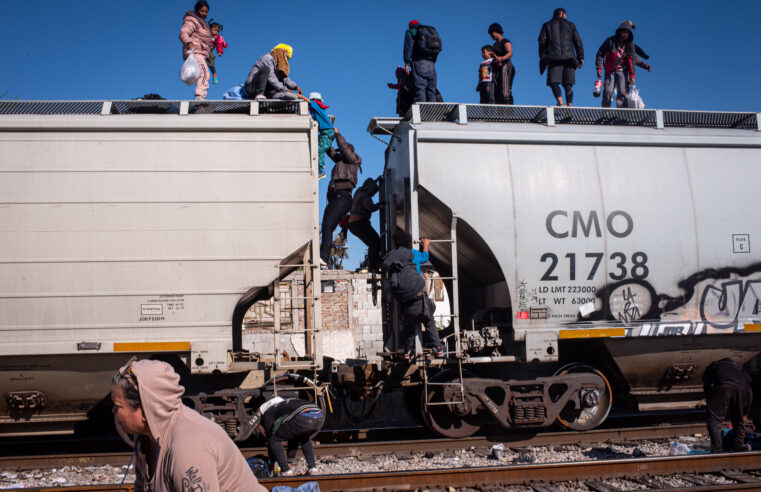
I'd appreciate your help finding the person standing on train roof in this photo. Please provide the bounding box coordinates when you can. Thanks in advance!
[595,21,636,108]
[403,20,442,103]
[538,8,584,107]
[248,396,325,476]
[702,358,753,453]
[319,129,362,269]
[111,358,266,491]
[488,22,515,104]
[179,1,212,100]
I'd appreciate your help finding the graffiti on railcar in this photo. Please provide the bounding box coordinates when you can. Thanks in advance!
[587,263,761,335]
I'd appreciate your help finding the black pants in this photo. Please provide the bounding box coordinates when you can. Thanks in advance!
[494,60,515,105]
[401,293,441,353]
[706,384,752,452]
[269,412,325,471]
[348,219,381,271]
[320,189,352,263]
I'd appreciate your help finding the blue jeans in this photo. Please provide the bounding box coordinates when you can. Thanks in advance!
[412,59,437,102]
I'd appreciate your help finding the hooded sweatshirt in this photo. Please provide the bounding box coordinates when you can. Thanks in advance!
[180,10,212,59]
[595,22,635,79]
[127,360,265,492]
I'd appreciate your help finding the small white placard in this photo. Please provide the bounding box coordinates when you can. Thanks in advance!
[141,304,163,315]
[579,302,596,317]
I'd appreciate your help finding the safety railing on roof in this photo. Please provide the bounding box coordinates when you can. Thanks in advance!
[367,103,761,136]
[0,99,308,116]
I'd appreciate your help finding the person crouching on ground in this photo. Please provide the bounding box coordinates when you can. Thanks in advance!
[249,396,325,476]
[703,358,753,453]
[111,359,265,491]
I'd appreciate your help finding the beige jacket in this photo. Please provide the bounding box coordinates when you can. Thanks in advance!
[128,360,265,492]
[179,10,211,59]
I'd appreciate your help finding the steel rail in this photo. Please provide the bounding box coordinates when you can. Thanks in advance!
[0,423,708,470]
[21,451,761,492]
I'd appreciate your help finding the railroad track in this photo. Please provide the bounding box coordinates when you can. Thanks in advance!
[15,451,761,491]
[1,422,707,469]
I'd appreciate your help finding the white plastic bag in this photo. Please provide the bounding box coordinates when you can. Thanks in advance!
[180,50,201,86]
[627,88,645,109]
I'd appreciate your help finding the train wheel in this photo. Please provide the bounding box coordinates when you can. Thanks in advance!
[554,364,612,431]
[421,371,481,438]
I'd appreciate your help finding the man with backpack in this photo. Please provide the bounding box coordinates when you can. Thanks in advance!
[383,230,444,360]
[403,20,442,103]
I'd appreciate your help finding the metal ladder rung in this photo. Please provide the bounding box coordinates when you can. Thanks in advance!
[279,264,319,268]
[426,239,455,243]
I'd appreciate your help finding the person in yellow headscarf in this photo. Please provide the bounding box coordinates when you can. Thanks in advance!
[244,43,302,99]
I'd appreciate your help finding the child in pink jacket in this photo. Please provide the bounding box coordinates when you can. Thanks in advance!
[206,22,228,84]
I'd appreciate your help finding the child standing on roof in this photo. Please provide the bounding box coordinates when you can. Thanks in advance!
[477,45,496,104]
[296,92,335,179]
[205,22,228,84]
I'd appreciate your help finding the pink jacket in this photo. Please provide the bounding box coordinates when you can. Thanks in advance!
[179,10,211,59]
[128,360,266,492]
[214,34,228,56]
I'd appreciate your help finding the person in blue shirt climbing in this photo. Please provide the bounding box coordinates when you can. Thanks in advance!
[296,91,335,179]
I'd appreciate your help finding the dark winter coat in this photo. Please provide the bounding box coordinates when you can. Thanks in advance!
[349,178,380,221]
[595,22,635,76]
[703,358,753,398]
[327,133,362,191]
[538,16,584,71]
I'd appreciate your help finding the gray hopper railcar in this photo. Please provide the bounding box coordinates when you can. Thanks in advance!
[368,103,761,437]
[0,100,326,439]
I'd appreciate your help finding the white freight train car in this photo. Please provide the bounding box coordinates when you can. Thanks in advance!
[0,100,322,436]
[370,104,761,437]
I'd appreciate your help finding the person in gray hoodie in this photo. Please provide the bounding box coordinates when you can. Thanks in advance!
[111,359,265,492]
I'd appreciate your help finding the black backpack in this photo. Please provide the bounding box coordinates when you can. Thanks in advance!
[414,25,442,59]
[386,249,426,302]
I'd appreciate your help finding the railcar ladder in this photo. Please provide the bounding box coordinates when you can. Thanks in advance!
[273,245,323,370]
[419,215,462,359]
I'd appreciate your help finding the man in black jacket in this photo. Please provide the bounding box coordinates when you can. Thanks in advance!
[320,130,361,268]
[703,358,753,453]
[538,8,584,106]
[382,230,444,360]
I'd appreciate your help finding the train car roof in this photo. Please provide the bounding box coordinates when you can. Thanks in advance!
[368,104,761,148]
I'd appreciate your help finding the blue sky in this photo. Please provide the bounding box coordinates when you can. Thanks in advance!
[4,0,761,269]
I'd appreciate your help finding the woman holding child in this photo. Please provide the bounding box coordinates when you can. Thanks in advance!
[179,1,213,100]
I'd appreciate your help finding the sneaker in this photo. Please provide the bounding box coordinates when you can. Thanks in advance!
[318,172,326,180]
[319,258,328,270]
[404,351,414,361]
[254,94,266,100]
[307,467,319,475]
[433,346,445,358]
[194,96,205,100]
[213,75,219,84]
[281,469,294,477]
